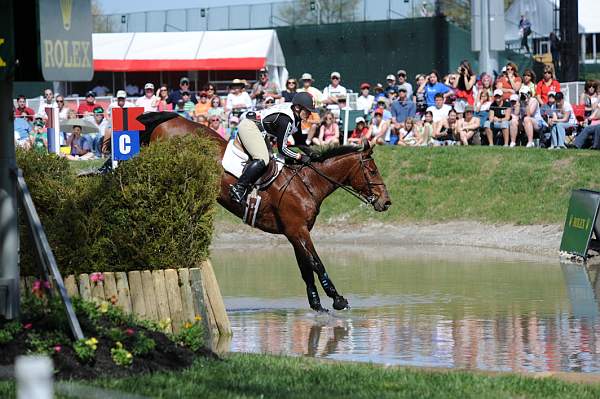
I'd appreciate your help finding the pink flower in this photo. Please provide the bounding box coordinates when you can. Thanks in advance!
[90,273,104,283]
[54,345,62,353]
[125,328,135,336]
[23,323,33,330]
[43,281,51,289]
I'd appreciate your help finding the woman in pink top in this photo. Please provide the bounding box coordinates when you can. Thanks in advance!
[208,114,227,140]
[313,111,340,145]
[156,86,173,111]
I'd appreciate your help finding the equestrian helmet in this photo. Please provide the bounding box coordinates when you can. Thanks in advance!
[292,92,317,113]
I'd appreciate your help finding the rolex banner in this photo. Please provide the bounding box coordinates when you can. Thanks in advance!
[560,189,600,258]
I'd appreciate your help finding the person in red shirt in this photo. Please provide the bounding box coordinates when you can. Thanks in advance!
[14,95,35,122]
[348,116,370,145]
[495,62,522,102]
[536,65,561,105]
[77,91,97,118]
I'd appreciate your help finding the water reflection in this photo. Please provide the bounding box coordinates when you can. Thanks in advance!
[212,246,600,373]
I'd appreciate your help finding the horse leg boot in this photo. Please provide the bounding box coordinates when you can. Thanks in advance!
[229,159,266,204]
[303,240,349,310]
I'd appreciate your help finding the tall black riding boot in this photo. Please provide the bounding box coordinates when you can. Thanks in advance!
[230,159,266,204]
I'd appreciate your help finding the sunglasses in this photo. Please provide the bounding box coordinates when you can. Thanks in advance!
[287,81,296,85]
[331,77,339,80]
[265,100,274,104]
[56,100,64,103]
[181,82,189,85]
[210,118,220,122]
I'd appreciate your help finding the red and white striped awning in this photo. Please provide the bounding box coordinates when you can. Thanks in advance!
[92,30,286,72]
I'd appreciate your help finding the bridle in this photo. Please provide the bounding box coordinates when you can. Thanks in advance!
[304,150,384,206]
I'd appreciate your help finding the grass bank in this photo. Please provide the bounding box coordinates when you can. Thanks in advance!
[2,353,600,398]
[314,146,600,225]
[67,147,600,226]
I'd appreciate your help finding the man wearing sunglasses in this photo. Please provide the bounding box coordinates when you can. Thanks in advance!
[251,67,280,109]
[166,77,198,106]
[322,71,347,114]
[229,92,316,204]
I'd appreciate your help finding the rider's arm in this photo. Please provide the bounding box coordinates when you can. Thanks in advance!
[265,114,301,160]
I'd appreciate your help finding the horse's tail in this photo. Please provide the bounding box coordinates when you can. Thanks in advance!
[137,112,179,145]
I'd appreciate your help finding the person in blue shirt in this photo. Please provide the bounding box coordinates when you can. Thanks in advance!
[424,70,451,107]
[14,116,32,148]
[390,87,417,135]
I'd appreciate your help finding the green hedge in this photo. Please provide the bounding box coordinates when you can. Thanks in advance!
[17,135,220,276]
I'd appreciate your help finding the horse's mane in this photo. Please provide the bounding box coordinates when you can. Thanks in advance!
[137,112,179,144]
[299,144,363,162]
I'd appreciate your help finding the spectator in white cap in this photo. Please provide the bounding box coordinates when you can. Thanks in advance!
[322,71,347,114]
[135,83,159,113]
[385,74,397,95]
[484,88,512,146]
[348,116,369,145]
[108,90,133,117]
[296,72,322,107]
[356,83,374,115]
[251,67,280,109]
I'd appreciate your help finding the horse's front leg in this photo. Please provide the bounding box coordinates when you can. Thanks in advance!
[289,235,327,312]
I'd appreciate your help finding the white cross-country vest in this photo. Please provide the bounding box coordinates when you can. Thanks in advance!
[258,103,299,135]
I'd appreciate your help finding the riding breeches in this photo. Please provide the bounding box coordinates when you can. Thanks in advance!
[238,119,270,165]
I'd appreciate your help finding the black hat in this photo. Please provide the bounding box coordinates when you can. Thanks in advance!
[292,92,316,112]
[86,91,96,97]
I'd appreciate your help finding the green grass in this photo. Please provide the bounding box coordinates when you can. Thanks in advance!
[2,353,600,398]
[312,146,600,225]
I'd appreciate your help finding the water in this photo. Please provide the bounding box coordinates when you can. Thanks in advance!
[212,245,600,373]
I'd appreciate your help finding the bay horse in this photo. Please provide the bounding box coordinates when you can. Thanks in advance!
[137,112,391,311]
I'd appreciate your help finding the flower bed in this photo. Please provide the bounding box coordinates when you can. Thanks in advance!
[0,287,214,380]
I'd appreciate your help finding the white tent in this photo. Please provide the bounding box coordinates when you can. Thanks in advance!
[92,30,288,87]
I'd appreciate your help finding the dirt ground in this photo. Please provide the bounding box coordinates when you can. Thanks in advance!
[213,221,563,259]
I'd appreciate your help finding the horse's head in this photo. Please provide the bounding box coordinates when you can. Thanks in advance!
[347,140,391,212]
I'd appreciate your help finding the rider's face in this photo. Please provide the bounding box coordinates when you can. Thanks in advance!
[299,108,311,120]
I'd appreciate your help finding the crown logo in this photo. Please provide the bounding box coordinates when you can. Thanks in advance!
[60,0,73,31]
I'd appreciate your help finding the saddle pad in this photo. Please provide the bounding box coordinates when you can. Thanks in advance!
[222,140,249,178]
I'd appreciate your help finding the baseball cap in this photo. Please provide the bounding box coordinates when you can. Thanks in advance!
[300,73,313,81]
[509,94,519,102]
[493,89,503,97]
[374,83,384,90]
[360,83,370,90]
[386,74,396,81]
[397,69,407,76]
[144,83,154,90]
[388,87,397,93]
[93,106,104,113]
[116,90,127,99]
[374,109,383,116]
[548,91,556,97]
[177,99,185,105]
[398,86,407,92]
[85,91,96,97]
[181,90,190,96]
[33,119,44,127]
[330,71,341,79]
[355,116,366,124]
[518,85,531,95]
[180,77,190,84]
[258,67,268,74]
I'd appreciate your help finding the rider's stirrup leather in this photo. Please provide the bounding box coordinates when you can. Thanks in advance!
[230,159,266,204]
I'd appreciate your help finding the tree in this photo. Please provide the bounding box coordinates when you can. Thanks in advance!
[92,0,116,33]
[276,0,361,25]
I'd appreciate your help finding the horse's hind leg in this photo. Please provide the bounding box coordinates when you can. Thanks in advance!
[288,230,349,311]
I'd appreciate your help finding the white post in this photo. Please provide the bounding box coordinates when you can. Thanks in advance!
[15,356,53,399]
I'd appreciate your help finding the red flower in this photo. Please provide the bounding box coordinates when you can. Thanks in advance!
[23,323,33,330]
[125,328,135,336]
[54,345,62,353]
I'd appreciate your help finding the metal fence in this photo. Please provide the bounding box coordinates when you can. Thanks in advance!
[93,0,440,33]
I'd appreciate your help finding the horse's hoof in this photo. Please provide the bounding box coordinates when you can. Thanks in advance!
[333,296,349,310]
[310,304,328,313]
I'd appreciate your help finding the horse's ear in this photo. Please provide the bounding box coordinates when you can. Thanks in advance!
[362,138,373,153]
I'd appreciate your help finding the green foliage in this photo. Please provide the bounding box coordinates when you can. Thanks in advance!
[104,327,127,342]
[17,135,220,276]
[111,342,133,367]
[0,321,22,344]
[173,320,205,351]
[131,332,156,356]
[73,337,98,363]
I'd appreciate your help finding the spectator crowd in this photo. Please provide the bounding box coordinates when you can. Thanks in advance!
[13,61,600,160]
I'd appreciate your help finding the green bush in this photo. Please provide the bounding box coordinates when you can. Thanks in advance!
[17,135,220,276]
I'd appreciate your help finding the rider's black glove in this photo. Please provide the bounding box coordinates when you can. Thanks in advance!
[299,154,311,164]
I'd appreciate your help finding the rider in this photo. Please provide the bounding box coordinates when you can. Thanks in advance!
[229,92,316,204]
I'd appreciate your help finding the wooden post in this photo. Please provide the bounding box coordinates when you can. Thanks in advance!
[164,269,184,333]
[115,272,132,314]
[152,270,172,333]
[178,268,195,323]
[189,267,215,342]
[141,271,158,321]
[90,277,105,303]
[200,260,232,336]
[64,275,79,298]
[78,274,91,301]
[127,271,146,318]
[103,272,118,305]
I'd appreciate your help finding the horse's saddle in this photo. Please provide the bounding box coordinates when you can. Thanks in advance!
[222,140,284,190]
